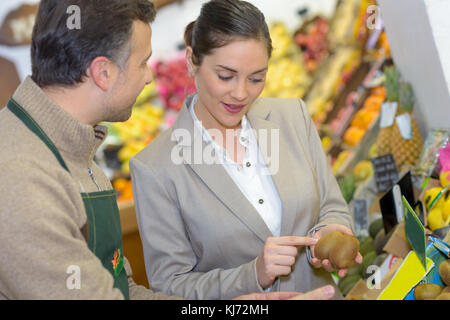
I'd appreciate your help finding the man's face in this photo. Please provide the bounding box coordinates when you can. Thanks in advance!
[104,20,153,122]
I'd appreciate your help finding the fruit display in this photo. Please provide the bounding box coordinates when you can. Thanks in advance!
[107,101,165,176]
[113,178,134,203]
[341,85,384,147]
[440,260,450,286]
[336,218,393,297]
[337,173,357,203]
[305,47,361,120]
[409,260,450,300]
[413,283,443,300]
[150,52,196,111]
[422,183,450,231]
[294,16,330,74]
[353,160,374,182]
[260,23,310,99]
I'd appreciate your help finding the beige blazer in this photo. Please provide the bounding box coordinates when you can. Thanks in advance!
[130,94,354,299]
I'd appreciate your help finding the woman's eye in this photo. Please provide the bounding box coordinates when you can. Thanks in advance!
[218,75,233,81]
[250,78,264,83]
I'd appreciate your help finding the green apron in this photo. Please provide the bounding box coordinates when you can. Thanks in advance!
[7,98,130,299]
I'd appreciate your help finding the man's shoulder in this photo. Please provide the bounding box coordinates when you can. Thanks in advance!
[0,113,55,167]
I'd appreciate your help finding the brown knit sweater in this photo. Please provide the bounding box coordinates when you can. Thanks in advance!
[0,77,180,300]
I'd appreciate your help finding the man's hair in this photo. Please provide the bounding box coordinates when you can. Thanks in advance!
[31,0,156,88]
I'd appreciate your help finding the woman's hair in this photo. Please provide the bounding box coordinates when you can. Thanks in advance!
[31,0,156,88]
[184,0,272,66]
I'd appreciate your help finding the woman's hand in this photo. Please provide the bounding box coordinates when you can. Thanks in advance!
[256,236,318,289]
[309,224,363,277]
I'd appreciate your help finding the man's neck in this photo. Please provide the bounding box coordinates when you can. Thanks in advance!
[42,84,98,126]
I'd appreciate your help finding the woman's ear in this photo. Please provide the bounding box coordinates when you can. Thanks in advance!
[185,46,196,77]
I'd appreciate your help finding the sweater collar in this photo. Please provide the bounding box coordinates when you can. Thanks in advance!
[12,76,107,163]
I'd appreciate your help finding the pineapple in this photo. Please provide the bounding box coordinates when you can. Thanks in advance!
[375,66,423,171]
[375,66,400,156]
[390,82,423,170]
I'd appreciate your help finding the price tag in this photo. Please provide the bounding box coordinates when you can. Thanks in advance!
[379,102,397,128]
[371,154,399,193]
[353,199,368,235]
[395,113,412,139]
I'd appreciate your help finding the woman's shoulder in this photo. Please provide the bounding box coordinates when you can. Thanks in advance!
[131,127,177,168]
[250,97,310,124]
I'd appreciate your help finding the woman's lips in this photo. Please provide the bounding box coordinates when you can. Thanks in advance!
[221,102,245,114]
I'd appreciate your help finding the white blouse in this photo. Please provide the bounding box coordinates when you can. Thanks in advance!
[189,95,282,237]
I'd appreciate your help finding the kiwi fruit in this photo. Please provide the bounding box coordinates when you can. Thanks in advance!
[439,260,450,286]
[435,292,450,300]
[314,231,360,269]
[346,261,363,277]
[338,274,361,296]
[369,218,383,239]
[329,234,360,269]
[373,229,388,255]
[359,237,375,256]
[314,231,343,260]
[414,283,443,300]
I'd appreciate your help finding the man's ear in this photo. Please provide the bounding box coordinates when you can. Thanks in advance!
[185,46,196,77]
[87,56,117,91]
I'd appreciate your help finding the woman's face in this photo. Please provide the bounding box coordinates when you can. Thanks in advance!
[188,38,269,130]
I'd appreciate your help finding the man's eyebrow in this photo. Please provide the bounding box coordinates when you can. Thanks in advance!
[216,64,268,75]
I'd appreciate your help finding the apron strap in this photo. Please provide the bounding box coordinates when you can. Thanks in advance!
[7,98,71,173]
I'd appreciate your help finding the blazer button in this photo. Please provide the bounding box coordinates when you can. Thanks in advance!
[246,162,251,167]
[258,199,264,204]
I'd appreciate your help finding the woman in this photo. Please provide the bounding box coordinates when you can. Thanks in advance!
[130,0,361,300]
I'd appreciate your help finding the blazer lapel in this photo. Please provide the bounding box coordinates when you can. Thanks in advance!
[247,100,299,237]
[172,96,273,243]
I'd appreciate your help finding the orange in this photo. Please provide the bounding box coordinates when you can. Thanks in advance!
[344,126,365,147]
[363,95,384,112]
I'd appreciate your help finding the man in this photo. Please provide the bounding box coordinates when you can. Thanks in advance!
[0,0,334,300]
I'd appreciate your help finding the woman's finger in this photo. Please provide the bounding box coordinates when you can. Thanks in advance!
[269,254,296,267]
[270,265,292,277]
[265,244,299,257]
[321,259,335,273]
[310,257,322,269]
[271,236,318,247]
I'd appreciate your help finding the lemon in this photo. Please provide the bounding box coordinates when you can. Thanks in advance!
[427,207,445,231]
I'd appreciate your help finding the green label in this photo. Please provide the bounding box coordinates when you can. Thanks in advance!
[403,196,427,271]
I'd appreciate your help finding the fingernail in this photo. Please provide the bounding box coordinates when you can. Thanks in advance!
[310,238,318,244]
[324,285,335,297]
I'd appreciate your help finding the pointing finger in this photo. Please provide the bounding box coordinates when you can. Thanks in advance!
[290,285,335,300]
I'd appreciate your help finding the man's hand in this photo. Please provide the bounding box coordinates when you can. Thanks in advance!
[309,224,363,277]
[234,285,335,300]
